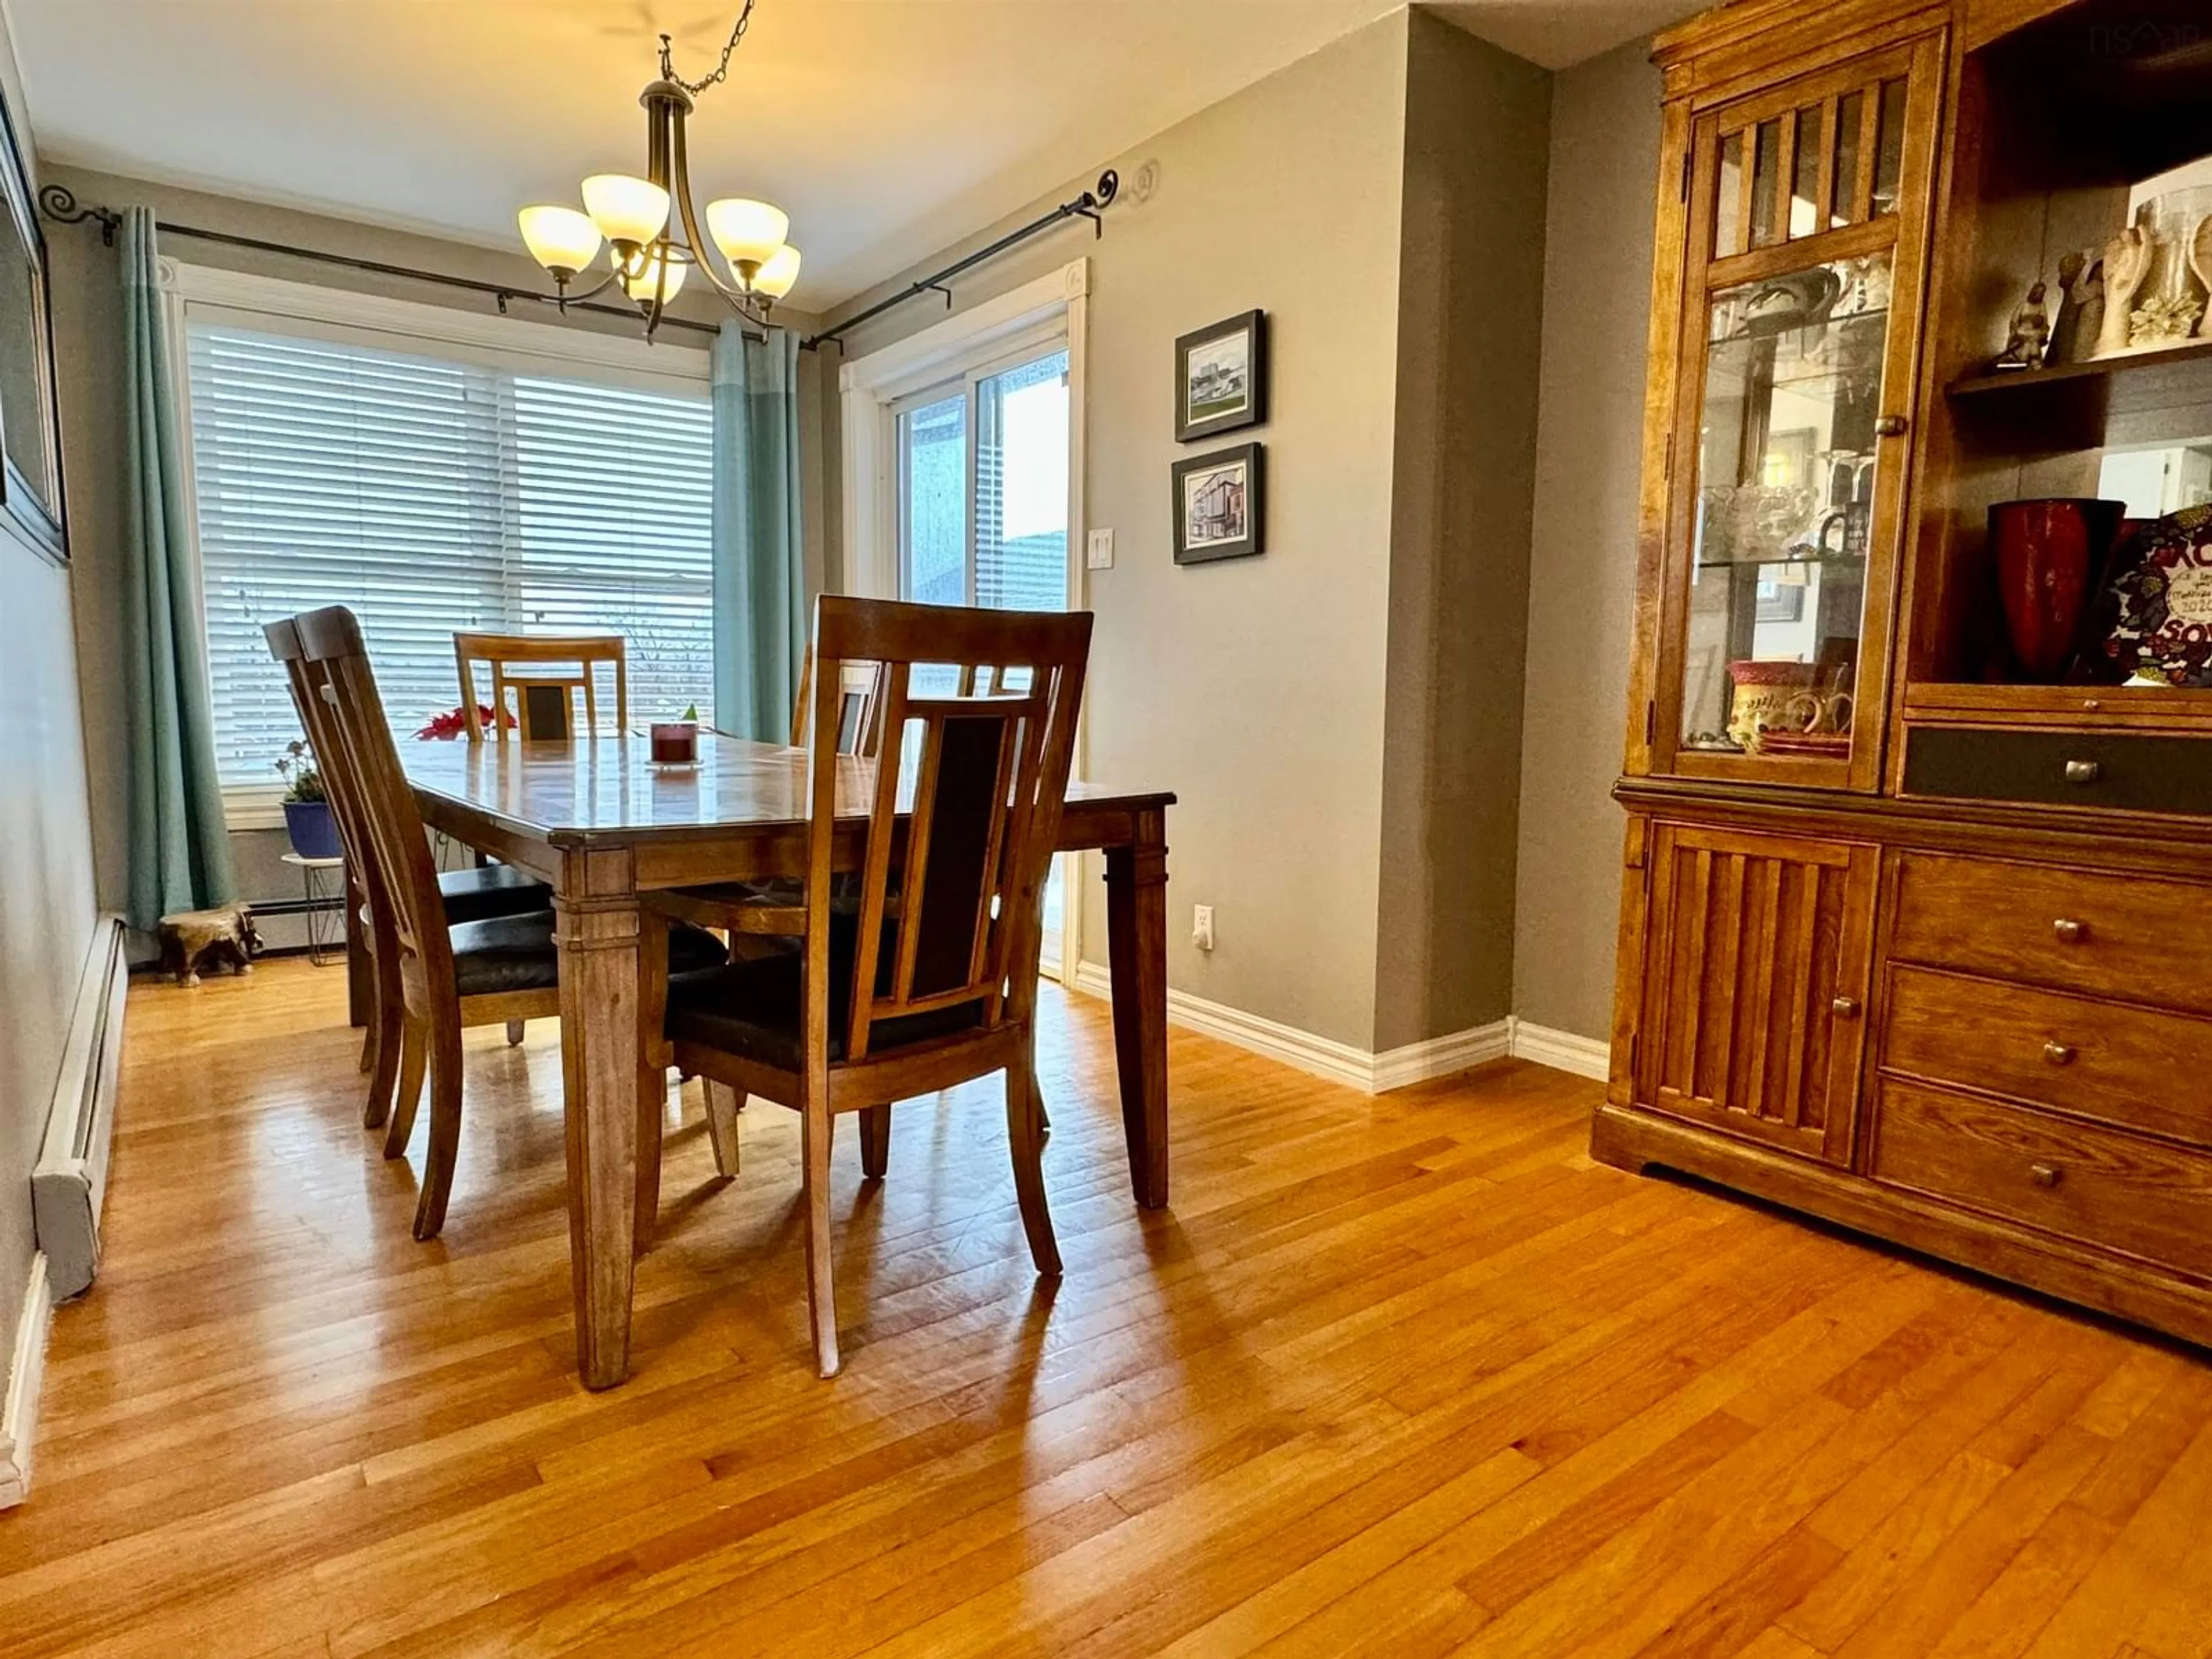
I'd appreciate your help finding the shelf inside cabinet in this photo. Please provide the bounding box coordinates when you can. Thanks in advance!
[1694,552,1869,572]
[1949,339,2212,419]
[1903,681,2212,733]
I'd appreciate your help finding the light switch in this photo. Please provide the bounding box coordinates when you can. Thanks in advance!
[1086,528,1115,570]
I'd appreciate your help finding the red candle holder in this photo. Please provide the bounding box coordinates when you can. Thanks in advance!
[650,721,698,765]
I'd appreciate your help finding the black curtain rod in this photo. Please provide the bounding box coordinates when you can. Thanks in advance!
[37,185,739,341]
[41,166,1121,355]
[803,170,1118,352]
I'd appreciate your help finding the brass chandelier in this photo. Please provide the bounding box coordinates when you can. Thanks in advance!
[517,0,797,336]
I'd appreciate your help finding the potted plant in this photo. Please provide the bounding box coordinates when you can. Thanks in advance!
[275,738,342,859]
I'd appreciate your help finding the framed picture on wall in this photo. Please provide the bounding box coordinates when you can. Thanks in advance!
[1172,442,1264,565]
[0,91,66,563]
[1173,309,1266,442]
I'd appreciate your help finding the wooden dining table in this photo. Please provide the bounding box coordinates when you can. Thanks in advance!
[402,731,1173,1389]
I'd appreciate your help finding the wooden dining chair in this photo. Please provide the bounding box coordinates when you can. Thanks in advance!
[267,619,552,1116]
[294,606,722,1238]
[657,596,1092,1376]
[454,632,628,741]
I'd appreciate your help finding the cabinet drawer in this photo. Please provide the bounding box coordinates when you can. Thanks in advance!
[1890,851,2212,1016]
[1872,1080,2212,1281]
[1902,726,2212,817]
[1884,965,2212,1147]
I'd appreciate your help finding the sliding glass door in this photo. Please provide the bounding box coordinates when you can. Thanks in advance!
[893,341,1073,972]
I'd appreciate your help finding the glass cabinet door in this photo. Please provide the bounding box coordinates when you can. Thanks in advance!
[1656,36,1942,790]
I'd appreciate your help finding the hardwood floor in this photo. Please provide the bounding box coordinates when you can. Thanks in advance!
[3,959,2210,1656]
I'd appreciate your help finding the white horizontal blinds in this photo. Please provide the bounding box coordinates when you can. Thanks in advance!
[187,322,714,787]
[508,376,714,723]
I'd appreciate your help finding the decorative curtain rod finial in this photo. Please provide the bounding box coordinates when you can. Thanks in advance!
[40,184,120,245]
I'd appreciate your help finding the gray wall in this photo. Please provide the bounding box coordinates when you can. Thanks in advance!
[42,164,829,941]
[1374,12,1551,1052]
[0,20,97,1427]
[821,16,1415,1050]
[1510,39,1663,1039]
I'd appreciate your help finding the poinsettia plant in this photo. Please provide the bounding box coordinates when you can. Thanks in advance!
[415,704,515,741]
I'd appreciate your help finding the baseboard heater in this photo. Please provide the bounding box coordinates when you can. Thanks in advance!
[33,915,129,1300]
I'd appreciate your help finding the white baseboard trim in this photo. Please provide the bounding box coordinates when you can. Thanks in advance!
[1068,963,1513,1094]
[1508,1019,1612,1081]
[0,1253,54,1509]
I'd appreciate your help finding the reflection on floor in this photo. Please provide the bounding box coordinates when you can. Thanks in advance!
[2,957,2209,1657]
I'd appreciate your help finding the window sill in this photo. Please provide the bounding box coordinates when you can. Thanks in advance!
[222,787,289,834]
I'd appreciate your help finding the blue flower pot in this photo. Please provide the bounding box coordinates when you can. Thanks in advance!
[282,799,342,861]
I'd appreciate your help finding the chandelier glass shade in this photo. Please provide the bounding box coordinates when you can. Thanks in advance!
[518,5,797,335]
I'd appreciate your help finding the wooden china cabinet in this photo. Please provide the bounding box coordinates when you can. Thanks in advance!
[1601,0,2212,1344]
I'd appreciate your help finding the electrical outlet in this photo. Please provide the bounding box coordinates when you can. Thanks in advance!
[1086,527,1115,570]
[1192,904,1215,951]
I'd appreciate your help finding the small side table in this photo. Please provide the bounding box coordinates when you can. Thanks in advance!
[282,851,347,967]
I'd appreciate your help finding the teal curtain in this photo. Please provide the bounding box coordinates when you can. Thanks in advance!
[711,322,805,741]
[120,208,235,931]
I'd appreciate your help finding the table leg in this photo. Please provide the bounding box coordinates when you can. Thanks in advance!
[1102,807,1169,1209]
[554,851,645,1390]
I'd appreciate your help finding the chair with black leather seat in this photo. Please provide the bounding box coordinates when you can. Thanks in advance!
[268,619,552,1122]
[289,606,724,1240]
[658,595,1090,1377]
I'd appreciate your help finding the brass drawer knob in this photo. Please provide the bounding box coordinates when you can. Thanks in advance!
[2052,918,2086,944]
[2044,1040,2076,1066]
[1831,996,1862,1018]
[2030,1163,2062,1188]
[1874,414,1910,438]
[2064,759,2102,784]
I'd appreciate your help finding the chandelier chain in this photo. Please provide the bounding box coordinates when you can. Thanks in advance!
[659,0,757,96]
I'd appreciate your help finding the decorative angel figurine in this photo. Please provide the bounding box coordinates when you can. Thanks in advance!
[2194,216,2212,339]
[1993,281,2050,371]
[2048,251,2100,366]
[2096,224,2154,357]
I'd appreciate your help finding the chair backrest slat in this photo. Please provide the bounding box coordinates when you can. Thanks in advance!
[805,597,1090,1063]
[298,607,457,996]
[454,632,628,741]
[266,619,394,958]
[791,637,883,757]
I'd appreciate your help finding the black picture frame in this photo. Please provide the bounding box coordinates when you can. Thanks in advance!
[1172,442,1264,566]
[0,90,67,565]
[1173,309,1266,443]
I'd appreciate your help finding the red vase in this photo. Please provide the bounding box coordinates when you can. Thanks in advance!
[1990,498,2125,682]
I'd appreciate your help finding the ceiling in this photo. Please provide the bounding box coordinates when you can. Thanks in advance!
[9,0,1692,312]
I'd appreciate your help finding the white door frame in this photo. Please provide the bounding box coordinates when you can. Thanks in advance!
[837,256,1091,978]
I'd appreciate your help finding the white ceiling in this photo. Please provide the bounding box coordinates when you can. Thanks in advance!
[11,0,1690,311]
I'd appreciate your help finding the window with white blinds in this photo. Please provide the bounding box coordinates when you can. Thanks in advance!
[185,320,714,790]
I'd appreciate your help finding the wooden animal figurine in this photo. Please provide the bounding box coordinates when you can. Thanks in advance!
[157,903,263,986]
[2049,252,2100,366]
[1993,281,2050,371]
[2097,223,2154,357]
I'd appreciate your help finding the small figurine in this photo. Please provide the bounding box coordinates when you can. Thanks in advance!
[2048,252,2099,366]
[1993,281,2050,372]
[2097,223,2154,357]
[2192,214,2212,339]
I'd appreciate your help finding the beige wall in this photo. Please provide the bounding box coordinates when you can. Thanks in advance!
[1510,39,1663,1039]
[1374,11,1551,1051]
[0,21,98,1426]
[41,164,828,935]
[821,16,1415,1048]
